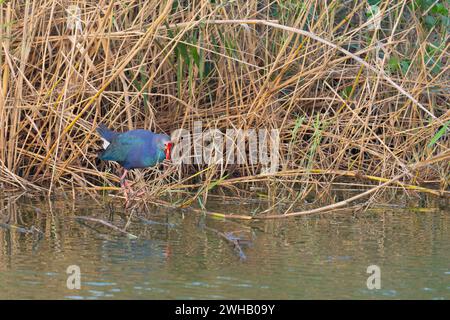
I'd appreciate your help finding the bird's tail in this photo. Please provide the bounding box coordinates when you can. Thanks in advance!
[97,124,118,141]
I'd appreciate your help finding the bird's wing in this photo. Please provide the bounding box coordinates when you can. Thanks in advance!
[99,134,145,162]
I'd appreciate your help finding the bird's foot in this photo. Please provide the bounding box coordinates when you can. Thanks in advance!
[121,180,131,208]
[119,169,133,209]
[122,184,145,209]
[122,188,130,208]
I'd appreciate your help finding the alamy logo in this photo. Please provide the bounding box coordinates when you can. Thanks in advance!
[66,265,81,289]
[366,265,381,290]
[171,122,280,173]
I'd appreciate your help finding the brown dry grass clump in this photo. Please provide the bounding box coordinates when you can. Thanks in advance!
[0,0,448,212]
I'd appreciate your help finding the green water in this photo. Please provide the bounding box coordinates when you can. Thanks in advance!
[0,196,449,299]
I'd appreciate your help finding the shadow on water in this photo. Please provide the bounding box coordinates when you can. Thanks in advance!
[0,194,449,299]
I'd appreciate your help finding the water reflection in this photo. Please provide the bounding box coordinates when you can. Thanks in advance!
[0,195,449,299]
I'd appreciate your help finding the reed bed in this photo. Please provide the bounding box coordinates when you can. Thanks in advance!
[0,0,448,214]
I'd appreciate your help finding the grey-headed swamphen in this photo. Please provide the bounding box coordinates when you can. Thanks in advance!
[97,124,173,205]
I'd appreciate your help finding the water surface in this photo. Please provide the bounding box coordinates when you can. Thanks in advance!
[0,196,449,299]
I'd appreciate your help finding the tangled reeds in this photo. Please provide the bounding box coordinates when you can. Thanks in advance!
[0,0,448,214]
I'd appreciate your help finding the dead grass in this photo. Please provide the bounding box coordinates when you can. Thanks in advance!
[0,0,448,214]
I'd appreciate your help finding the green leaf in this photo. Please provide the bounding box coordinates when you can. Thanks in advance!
[207,174,229,191]
[431,60,442,74]
[425,45,442,74]
[428,120,449,147]
[441,15,450,27]
[431,3,448,15]
[177,54,183,97]
[190,46,200,68]
[388,56,400,72]
[418,0,434,10]
[341,85,353,98]
[203,61,214,78]
[171,0,179,14]
[177,42,190,65]
[188,57,194,91]
[290,115,305,144]
[400,59,411,75]
[366,5,379,18]
[424,15,437,28]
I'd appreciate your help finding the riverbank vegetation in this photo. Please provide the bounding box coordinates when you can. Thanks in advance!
[0,0,448,215]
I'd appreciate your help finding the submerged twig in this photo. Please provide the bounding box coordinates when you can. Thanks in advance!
[0,222,32,234]
[0,222,43,236]
[203,225,248,261]
[136,216,176,228]
[74,216,138,239]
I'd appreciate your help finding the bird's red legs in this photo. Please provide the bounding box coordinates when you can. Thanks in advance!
[120,169,132,206]
[119,169,144,207]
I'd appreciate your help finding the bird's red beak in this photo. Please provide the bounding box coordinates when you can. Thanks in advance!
[165,142,173,161]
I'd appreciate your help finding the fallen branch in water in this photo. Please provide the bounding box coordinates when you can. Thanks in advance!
[258,174,405,219]
[258,155,449,219]
[0,223,44,236]
[74,216,137,239]
[203,225,248,261]
[188,206,253,220]
[136,216,176,228]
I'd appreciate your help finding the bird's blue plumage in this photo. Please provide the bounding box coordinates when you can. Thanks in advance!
[97,125,170,170]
